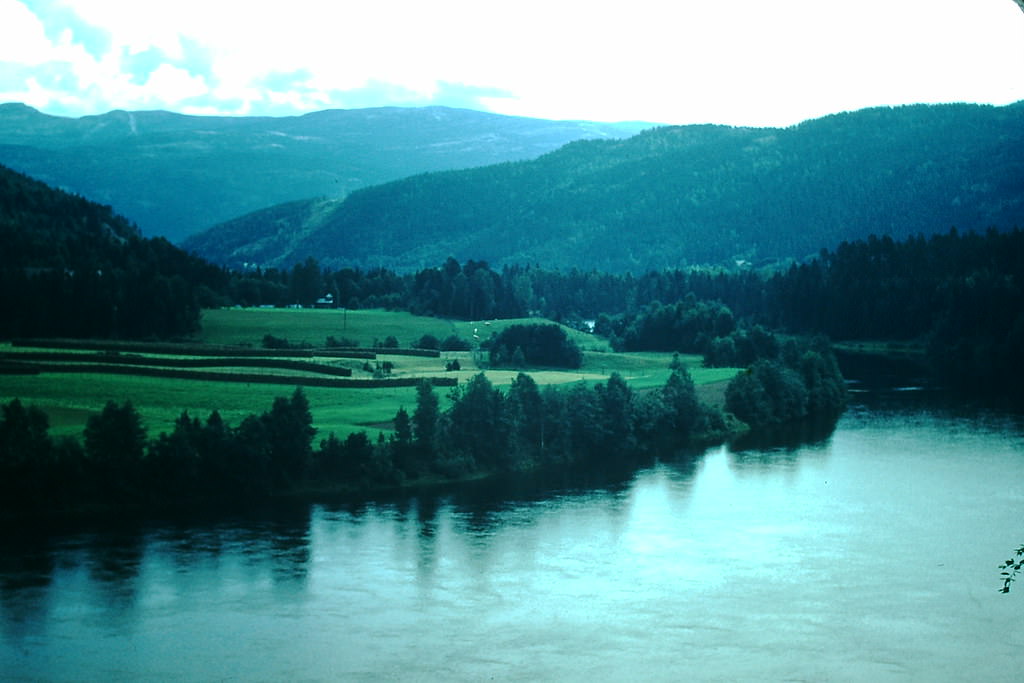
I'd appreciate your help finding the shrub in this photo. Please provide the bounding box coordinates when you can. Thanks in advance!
[326,335,360,348]
[485,324,582,369]
[414,334,440,350]
[441,335,471,351]
[262,334,291,350]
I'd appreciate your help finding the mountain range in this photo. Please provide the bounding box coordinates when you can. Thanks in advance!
[185,102,1024,273]
[0,103,650,243]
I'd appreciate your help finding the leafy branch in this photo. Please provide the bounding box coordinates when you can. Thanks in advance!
[999,545,1024,593]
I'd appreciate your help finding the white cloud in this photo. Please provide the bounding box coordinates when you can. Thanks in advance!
[0,75,77,111]
[48,0,186,58]
[3,0,1023,124]
[0,0,54,64]
[143,63,208,103]
[179,103,228,116]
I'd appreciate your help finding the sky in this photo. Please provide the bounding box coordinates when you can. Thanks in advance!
[1,0,1022,128]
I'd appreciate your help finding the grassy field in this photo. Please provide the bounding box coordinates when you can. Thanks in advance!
[0,368,431,442]
[1,308,738,442]
[198,308,611,352]
[199,308,462,348]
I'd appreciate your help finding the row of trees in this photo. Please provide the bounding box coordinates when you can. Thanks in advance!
[225,229,1020,336]
[0,390,316,511]
[0,368,714,512]
[390,366,728,482]
[221,255,747,322]
[0,337,846,514]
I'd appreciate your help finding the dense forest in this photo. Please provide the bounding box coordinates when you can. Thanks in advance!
[186,103,1024,272]
[0,164,225,339]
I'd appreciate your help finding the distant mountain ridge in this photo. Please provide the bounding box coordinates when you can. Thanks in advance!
[0,103,651,243]
[185,102,1024,273]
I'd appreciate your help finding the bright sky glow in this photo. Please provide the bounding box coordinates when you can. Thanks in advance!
[1,0,1022,126]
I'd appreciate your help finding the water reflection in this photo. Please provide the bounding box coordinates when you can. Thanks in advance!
[656,447,703,484]
[0,536,55,593]
[729,415,839,454]
[835,349,930,391]
[83,528,146,629]
[385,495,445,584]
[267,521,312,584]
[0,535,56,645]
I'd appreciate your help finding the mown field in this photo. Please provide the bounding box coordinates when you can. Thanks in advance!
[1,308,738,442]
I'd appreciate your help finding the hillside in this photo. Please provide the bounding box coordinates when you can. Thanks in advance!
[186,103,1024,273]
[0,103,650,243]
[0,163,222,339]
[0,159,140,270]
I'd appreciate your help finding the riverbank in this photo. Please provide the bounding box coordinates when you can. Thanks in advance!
[1,411,755,530]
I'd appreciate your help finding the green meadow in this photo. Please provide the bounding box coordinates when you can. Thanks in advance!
[1,308,738,442]
[198,308,611,351]
[198,307,461,348]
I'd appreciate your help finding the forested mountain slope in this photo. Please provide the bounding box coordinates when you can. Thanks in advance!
[0,163,222,339]
[187,103,1024,272]
[0,159,140,270]
[0,103,649,243]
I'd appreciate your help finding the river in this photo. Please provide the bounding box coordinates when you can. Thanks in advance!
[3,385,1024,681]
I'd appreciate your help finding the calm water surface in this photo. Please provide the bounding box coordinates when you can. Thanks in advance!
[3,389,1024,681]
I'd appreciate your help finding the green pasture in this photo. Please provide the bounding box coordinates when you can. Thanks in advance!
[379,348,735,392]
[0,371,423,442]
[447,316,612,352]
[1,309,738,443]
[199,307,461,348]
[198,307,611,352]
[579,351,738,390]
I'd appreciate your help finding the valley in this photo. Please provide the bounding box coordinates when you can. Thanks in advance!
[4,5,1024,681]
[0,101,1019,514]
